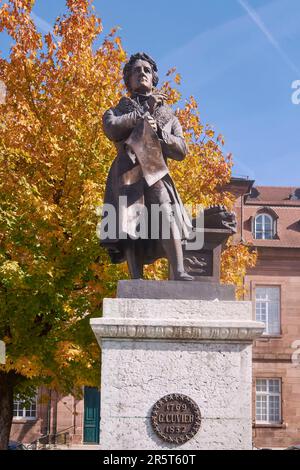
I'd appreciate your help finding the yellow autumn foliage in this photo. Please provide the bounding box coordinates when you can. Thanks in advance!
[0,0,256,396]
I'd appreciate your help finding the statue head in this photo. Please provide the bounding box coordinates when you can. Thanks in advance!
[123,52,159,95]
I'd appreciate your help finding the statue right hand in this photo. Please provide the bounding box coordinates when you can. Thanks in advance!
[147,92,168,113]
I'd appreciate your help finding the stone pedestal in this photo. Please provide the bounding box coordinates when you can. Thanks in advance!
[91,282,264,450]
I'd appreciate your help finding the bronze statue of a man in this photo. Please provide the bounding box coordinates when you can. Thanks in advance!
[101,52,193,281]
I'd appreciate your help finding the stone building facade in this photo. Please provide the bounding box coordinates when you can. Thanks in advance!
[235,185,300,449]
[10,387,91,447]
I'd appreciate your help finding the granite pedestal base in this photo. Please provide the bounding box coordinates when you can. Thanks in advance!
[91,282,264,450]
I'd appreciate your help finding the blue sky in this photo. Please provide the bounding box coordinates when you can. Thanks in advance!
[1,0,300,186]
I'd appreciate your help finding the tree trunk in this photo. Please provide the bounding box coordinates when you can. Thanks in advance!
[0,371,16,450]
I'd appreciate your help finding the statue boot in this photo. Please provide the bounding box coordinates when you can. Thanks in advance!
[161,231,194,281]
[125,241,143,279]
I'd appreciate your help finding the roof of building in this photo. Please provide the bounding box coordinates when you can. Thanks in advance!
[222,176,255,200]
[246,186,300,206]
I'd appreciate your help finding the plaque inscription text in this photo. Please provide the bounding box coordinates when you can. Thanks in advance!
[151,393,201,444]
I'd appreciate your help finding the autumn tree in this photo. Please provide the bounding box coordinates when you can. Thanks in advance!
[0,0,255,449]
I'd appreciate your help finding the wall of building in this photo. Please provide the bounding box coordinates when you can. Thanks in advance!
[244,240,300,447]
[252,361,300,448]
[10,387,49,445]
[10,388,85,446]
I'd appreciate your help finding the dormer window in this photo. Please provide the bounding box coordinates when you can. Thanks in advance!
[254,213,275,240]
[289,188,300,200]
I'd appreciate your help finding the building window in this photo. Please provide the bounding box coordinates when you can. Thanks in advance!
[254,213,275,239]
[256,379,281,424]
[13,396,37,420]
[255,286,280,335]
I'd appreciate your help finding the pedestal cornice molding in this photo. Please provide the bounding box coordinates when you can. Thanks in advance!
[91,319,264,342]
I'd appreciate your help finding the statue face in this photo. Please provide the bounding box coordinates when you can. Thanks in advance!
[129,59,153,94]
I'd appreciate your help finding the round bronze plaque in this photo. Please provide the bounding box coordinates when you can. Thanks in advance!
[151,393,201,444]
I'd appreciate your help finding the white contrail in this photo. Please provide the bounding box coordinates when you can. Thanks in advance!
[237,0,300,75]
